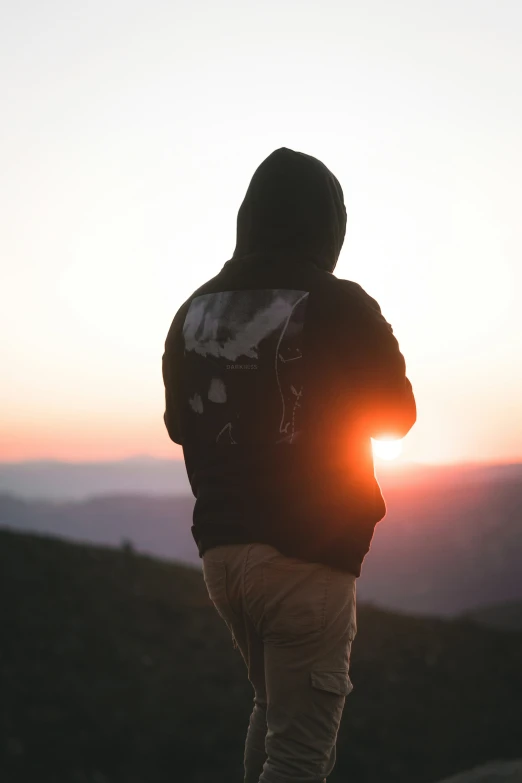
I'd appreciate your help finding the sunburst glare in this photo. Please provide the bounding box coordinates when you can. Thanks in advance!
[372,438,403,461]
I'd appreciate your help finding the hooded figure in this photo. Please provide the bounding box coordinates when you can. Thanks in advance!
[231,147,347,273]
[162,146,416,783]
[163,144,415,570]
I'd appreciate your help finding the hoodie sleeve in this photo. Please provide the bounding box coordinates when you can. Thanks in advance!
[162,305,188,446]
[340,282,416,440]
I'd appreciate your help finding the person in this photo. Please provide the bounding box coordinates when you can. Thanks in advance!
[162,147,416,782]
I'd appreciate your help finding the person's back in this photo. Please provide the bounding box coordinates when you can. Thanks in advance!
[162,147,416,782]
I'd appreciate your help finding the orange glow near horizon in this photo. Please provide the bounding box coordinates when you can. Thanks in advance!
[0,421,182,463]
[1,416,521,467]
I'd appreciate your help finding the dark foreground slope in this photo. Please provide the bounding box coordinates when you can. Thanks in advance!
[436,760,522,783]
[0,530,521,783]
[463,600,522,631]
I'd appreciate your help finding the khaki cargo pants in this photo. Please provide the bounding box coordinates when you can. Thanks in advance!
[202,542,357,783]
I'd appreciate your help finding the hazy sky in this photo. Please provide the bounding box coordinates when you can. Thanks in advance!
[2,0,521,464]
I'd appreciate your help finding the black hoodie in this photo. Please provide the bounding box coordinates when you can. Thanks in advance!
[162,148,416,576]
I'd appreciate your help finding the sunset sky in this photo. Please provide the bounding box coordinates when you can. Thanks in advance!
[2,0,521,465]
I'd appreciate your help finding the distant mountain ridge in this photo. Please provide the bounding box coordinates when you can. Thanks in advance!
[1,457,521,501]
[360,461,522,615]
[0,457,190,500]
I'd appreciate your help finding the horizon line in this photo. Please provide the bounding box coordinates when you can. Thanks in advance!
[0,454,521,469]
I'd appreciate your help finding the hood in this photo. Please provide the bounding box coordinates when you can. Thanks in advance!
[230,147,347,273]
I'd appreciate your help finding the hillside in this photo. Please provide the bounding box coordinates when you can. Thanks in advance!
[1,459,522,616]
[0,492,197,564]
[1,530,521,783]
[436,760,522,783]
[462,601,522,631]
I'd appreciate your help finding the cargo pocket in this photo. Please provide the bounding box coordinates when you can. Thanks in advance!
[310,670,353,697]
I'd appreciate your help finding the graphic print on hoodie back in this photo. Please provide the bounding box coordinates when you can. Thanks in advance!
[182,288,309,446]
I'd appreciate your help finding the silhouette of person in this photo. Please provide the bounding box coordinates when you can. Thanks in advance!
[162,147,416,782]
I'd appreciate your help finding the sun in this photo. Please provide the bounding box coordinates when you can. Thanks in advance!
[372,438,403,461]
